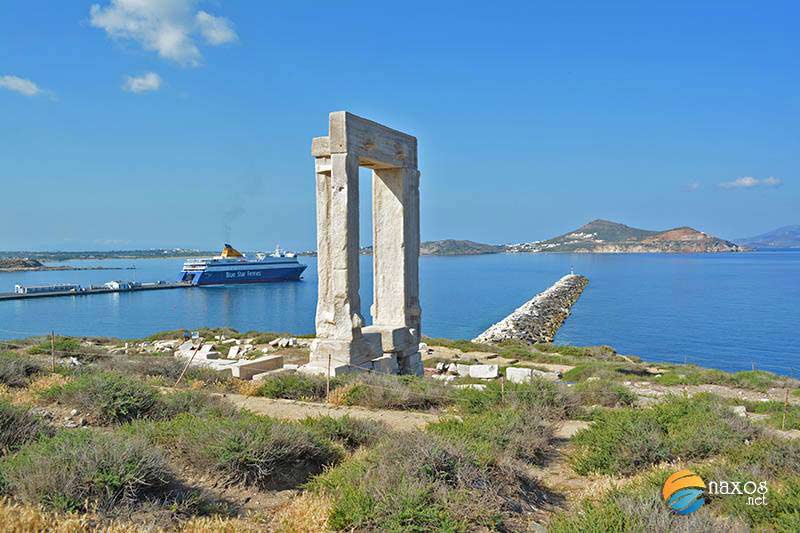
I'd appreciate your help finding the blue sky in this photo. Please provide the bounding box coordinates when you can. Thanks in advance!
[1,0,797,251]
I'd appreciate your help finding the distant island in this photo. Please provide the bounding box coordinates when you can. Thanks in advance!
[0,249,210,262]
[734,225,800,250]
[506,219,744,253]
[0,258,133,273]
[409,219,745,256]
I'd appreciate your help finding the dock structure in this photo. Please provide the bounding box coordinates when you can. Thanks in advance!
[0,281,192,301]
[473,274,589,345]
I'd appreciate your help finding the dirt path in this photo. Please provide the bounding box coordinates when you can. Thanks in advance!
[215,392,442,431]
[624,381,800,406]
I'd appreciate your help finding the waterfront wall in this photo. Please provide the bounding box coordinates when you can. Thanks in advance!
[473,274,589,345]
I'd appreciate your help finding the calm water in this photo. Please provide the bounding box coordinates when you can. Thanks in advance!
[1,252,798,376]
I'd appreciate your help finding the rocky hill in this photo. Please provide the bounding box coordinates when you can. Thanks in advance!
[735,225,800,249]
[361,240,504,256]
[420,240,505,256]
[0,258,45,271]
[507,220,744,253]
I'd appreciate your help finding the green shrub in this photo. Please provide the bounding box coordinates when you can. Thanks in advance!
[28,337,81,355]
[308,431,536,531]
[300,415,388,451]
[254,372,333,401]
[336,373,454,411]
[570,395,758,475]
[731,370,779,392]
[422,337,496,353]
[160,389,238,419]
[0,401,53,455]
[549,482,747,533]
[0,352,42,387]
[431,406,553,466]
[133,413,341,489]
[0,429,171,513]
[572,379,636,407]
[40,371,160,424]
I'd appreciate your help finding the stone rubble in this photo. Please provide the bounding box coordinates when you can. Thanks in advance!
[473,274,589,345]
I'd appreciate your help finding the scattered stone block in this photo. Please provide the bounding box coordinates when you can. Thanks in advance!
[469,364,499,379]
[506,367,533,384]
[454,383,486,391]
[231,355,284,380]
[456,364,472,377]
[530,369,561,381]
[227,346,240,360]
[731,405,747,417]
[432,374,456,382]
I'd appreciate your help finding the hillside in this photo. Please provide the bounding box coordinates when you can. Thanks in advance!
[735,225,800,249]
[361,240,504,256]
[507,219,744,253]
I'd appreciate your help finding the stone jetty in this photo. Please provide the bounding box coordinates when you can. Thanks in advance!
[473,274,589,345]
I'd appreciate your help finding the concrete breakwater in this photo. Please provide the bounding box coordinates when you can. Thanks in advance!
[473,274,589,345]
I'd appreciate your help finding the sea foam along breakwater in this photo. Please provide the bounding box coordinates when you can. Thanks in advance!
[473,273,589,344]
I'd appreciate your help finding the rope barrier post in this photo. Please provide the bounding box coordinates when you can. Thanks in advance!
[782,388,790,431]
[500,376,505,403]
[752,361,756,372]
[51,331,56,372]
[326,354,331,403]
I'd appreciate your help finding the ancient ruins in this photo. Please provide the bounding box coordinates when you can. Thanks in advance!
[303,112,423,376]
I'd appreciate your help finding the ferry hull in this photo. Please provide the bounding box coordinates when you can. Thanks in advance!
[182,264,307,286]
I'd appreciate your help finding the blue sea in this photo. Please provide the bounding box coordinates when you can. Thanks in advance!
[1,252,798,376]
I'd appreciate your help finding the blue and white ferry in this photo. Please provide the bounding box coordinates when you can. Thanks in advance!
[180,244,307,286]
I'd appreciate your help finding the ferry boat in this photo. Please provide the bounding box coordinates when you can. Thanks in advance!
[180,244,307,286]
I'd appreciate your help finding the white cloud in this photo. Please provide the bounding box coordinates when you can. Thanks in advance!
[719,176,783,189]
[0,75,43,96]
[196,11,237,45]
[122,72,162,93]
[687,182,701,191]
[90,0,238,67]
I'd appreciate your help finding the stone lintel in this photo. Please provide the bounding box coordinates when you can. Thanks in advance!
[328,111,417,169]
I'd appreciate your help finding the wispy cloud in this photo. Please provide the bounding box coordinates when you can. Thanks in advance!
[196,11,238,45]
[0,75,44,97]
[90,0,238,67]
[122,72,162,93]
[687,182,701,192]
[719,176,783,189]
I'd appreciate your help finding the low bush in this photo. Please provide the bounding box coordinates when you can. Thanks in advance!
[27,337,82,356]
[0,352,42,388]
[133,413,341,489]
[571,379,637,407]
[335,373,454,411]
[654,367,780,392]
[0,401,53,455]
[0,429,171,513]
[422,337,496,353]
[730,370,779,392]
[253,372,333,401]
[570,395,758,475]
[549,479,747,533]
[308,430,544,531]
[160,389,238,419]
[40,371,161,424]
[300,415,388,451]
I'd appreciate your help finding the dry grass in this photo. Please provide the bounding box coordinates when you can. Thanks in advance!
[235,379,263,397]
[0,497,126,532]
[269,493,332,533]
[326,383,357,406]
[180,515,271,532]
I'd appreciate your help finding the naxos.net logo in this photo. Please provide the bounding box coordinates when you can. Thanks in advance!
[662,469,706,515]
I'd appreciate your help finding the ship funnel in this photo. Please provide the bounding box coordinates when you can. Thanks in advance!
[221,244,244,258]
